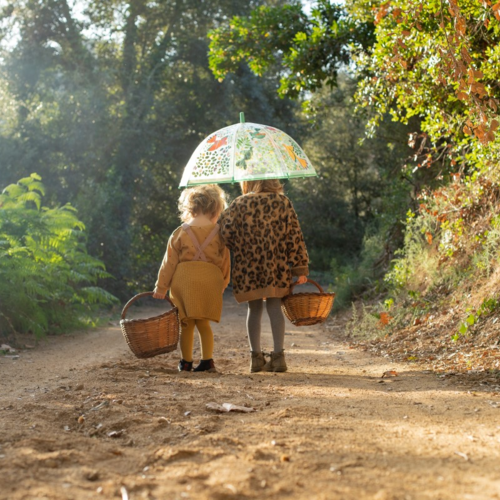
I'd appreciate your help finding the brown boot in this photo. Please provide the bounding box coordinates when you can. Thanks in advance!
[250,351,266,372]
[263,351,287,372]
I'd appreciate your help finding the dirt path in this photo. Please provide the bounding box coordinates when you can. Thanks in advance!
[1,294,500,500]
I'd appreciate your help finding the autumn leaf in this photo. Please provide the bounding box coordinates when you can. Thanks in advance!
[460,47,472,63]
[425,232,433,244]
[474,125,486,139]
[379,312,392,326]
[471,82,487,98]
[455,17,466,35]
[375,3,390,24]
[382,370,398,378]
[485,131,495,142]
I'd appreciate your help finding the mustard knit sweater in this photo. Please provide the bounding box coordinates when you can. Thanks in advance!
[154,224,230,297]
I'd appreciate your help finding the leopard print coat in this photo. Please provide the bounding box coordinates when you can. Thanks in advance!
[219,192,309,303]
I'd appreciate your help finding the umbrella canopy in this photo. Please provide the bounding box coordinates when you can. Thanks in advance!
[179,113,317,187]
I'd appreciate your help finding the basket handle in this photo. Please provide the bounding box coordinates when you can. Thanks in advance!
[289,278,324,294]
[121,291,175,320]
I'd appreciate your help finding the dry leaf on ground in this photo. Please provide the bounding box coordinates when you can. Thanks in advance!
[206,402,255,413]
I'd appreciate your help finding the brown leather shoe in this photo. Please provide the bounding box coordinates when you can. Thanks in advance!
[263,351,287,372]
[250,351,266,372]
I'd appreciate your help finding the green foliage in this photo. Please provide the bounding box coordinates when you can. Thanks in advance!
[330,231,387,309]
[383,167,500,340]
[385,172,500,295]
[471,214,500,277]
[346,302,383,337]
[454,297,500,341]
[0,174,117,339]
[349,0,500,174]
[209,0,375,98]
[384,208,437,291]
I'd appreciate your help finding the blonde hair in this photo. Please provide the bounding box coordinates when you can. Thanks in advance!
[240,179,284,195]
[178,184,228,222]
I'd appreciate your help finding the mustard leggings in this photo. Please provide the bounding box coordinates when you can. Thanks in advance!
[180,319,214,362]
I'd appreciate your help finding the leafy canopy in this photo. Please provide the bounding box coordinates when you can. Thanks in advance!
[209,0,375,98]
[348,0,500,173]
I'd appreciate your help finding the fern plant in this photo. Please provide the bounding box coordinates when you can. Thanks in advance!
[0,174,118,339]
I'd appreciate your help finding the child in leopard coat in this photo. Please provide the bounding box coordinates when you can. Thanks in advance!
[219,179,309,373]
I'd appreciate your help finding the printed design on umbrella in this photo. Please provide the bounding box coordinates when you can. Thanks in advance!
[235,127,267,171]
[268,129,311,172]
[283,142,309,169]
[191,133,231,179]
[237,127,285,178]
[235,134,253,171]
[207,134,228,151]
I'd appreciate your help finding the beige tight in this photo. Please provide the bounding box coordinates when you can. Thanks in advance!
[247,298,285,353]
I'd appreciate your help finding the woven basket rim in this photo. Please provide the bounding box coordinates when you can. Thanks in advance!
[287,278,335,296]
[283,291,335,299]
[121,290,175,318]
[120,307,176,325]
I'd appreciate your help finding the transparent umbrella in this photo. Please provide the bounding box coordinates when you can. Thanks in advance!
[179,113,317,187]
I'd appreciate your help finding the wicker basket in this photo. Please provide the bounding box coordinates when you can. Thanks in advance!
[282,279,335,326]
[120,292,180,359]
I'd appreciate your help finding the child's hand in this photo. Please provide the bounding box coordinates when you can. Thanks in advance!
[153,291,166,299]
[296,275,308,285]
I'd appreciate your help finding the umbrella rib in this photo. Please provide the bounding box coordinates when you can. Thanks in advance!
[228,122,240,183]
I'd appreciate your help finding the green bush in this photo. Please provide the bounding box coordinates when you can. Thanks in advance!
[330,230,388,309]
[0,174,118,339]
[384,209,438,292]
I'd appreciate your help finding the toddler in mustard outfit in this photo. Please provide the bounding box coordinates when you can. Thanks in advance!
[153,185,230,372]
